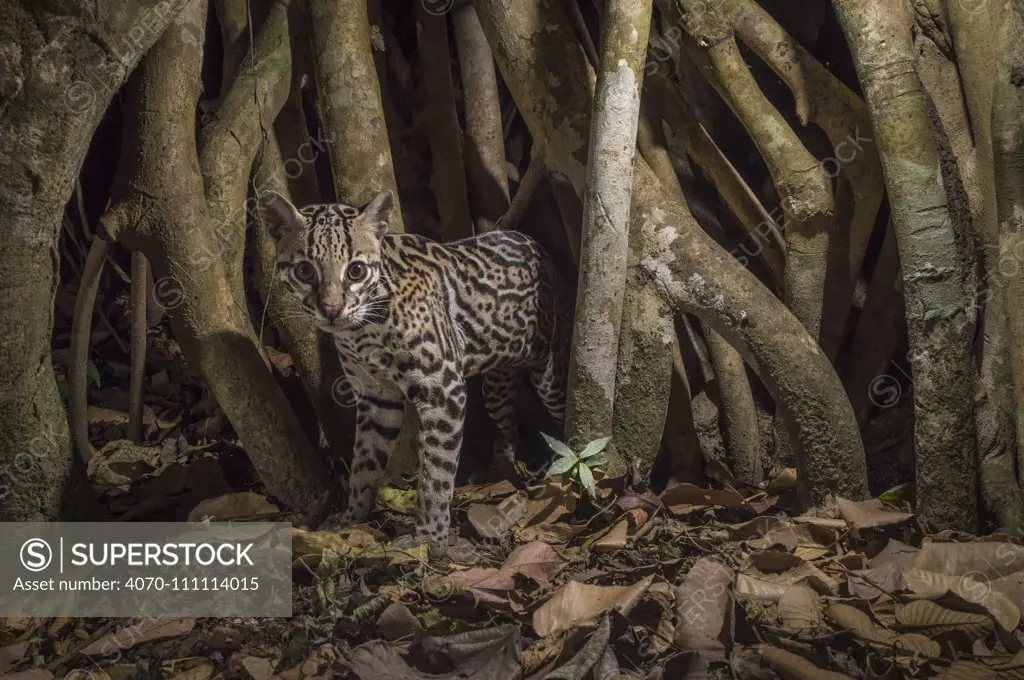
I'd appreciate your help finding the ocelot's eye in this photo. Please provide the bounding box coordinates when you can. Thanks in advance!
[346,261,368,282]
[293,261,317,285]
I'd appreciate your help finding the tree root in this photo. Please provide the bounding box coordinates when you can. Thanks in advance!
[453,3,511,231]
[416,4,473,241]
[69,236,112,460]
[128,251,149,442]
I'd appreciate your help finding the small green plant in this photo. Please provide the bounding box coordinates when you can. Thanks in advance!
[542,433,610,497]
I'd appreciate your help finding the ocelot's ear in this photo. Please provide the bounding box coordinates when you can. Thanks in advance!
[258,191,305,241]
[360,189,394,238]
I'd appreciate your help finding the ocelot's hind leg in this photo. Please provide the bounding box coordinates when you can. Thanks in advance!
[530,350,567,430]
[482,368,521,467]
[339,387,404,525]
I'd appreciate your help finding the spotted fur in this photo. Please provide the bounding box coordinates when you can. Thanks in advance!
[259,189,569,542]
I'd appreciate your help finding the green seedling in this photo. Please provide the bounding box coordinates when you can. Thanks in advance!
[541,434,610,498]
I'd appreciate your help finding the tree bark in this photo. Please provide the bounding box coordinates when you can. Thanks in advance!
[946,1,1024,520]
[833,0,978,531]
[128,252,149,442]
[565,0,653,458]
[200,0,295,305]
[474,0,868,506]
[990,6,1024,491]
[946,1,1018,440]
[614,217,675,483]
[308,0,404,228]
[645,73,785,293]
[911,6,1022,526]
[68,238,111,461]
[0,0,187,520]
[452,3,511,232]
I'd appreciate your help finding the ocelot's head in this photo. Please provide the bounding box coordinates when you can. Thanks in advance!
[258,189,394,331]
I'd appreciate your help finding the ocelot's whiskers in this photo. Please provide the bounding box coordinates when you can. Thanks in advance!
[353,294,391,328]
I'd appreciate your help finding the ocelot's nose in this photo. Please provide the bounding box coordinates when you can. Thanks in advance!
[321,303,343,321]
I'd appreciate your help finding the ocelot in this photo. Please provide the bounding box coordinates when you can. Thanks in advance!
[259,189,570,544]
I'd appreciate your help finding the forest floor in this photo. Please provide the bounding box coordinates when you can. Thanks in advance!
[10,286,1023,679]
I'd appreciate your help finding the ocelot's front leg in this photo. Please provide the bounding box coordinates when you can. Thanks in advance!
[339,388,405,525]
[409,373,467,543]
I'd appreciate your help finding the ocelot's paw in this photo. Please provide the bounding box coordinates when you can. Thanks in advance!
[495,455,528,490]
[391,533,447,562]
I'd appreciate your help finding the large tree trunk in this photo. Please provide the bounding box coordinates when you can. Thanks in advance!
[565,0,653,462]
[308,0,404,226]
[0,0,186,520]
[990,5,1024,492]
[833,0,978,531]
[636,104,761,484]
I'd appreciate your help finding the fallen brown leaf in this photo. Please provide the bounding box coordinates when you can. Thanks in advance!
[835,497,913,534]
[0,642,30,674]
[455,480,518,505]
[544,613,611,680]
[377,601,423,642]
[847,538,918,600]
[0,671,54,680]
[502,542,568,583]
[514,523,586,544]
[420,625,522,679]
[187,491,278,521]
[903,567,1020,631]
[264,346,293,372]
[766,468,798,494]
[533,576,654,638]
[520,483,577,526]
[759,645,854,679]
[659,483,758,515]
[778,581,822,633]
[825,603,940,657]
[292,528,426,569]
[736,552,838,602]
[2,618,39,633]
[163,657,214,680]
[347,642,426,680]
[441,566,530,608]
[934,651,1024,680]
[82,617,196,655]
[674,558,732,676]
[592,519,629,554]
[591,508,648,554]
[895,599,994,641]
[467,497,527,540]
[233,655,276,680]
